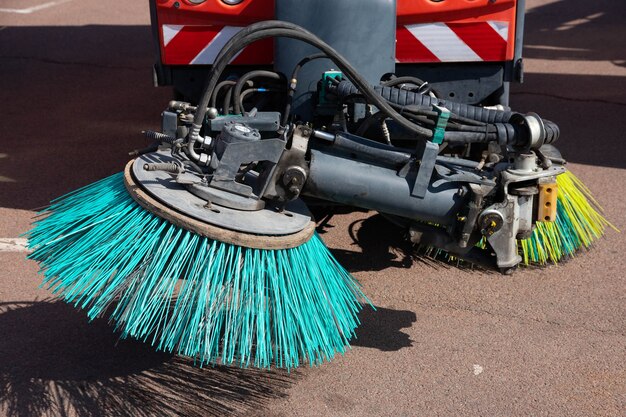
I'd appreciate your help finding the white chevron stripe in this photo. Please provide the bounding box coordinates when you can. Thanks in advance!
[162,24,183,47]
[405,22,482,62]
[488,21,509,41]
[190,26,243,65]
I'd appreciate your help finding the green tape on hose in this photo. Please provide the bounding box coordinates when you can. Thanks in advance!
[432,105,450,145]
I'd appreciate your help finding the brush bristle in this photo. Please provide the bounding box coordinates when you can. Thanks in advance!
[520,170,617,265]
[27,173,368,369]
[411,170,614,269]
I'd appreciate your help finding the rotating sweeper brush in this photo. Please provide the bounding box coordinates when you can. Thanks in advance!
[27,20,613,368]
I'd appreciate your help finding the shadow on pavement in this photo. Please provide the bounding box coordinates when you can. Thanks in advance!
[329,214,489,274]
[0,301,293,417]
[511,72,626,170]
[0,25,171,210]
[353,306,417,352]
[523,0,625,65]
[511,0,626,170]
[328,215,414,273]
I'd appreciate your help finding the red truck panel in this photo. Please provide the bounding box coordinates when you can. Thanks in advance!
[154,0,517,65]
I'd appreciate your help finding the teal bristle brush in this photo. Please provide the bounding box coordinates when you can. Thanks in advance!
[27,161,368,369]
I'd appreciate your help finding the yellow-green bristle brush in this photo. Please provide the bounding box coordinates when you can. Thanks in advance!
[520,171,618,265]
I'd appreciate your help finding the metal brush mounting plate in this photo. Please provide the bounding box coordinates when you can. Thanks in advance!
[130,151,313,238]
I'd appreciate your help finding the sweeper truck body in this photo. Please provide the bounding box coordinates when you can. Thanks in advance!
[145,0,568,271]
[26,1,613,368]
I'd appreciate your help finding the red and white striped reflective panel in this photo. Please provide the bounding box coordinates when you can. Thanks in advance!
[161,21,509,65]
[396,21,509,63]
[161,24,273,65]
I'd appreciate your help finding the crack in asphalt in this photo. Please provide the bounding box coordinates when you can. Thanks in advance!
[512,91,626,107]
[417,302,626,338]
[1,55,144,71]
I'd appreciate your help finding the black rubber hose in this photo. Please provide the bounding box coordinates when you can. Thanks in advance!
[335,80,515,123]
[543,120,560,145]
[222,85,233,115]
[232,70,284,114]
[238,88,282,113]
[189,21,434,160]
[444,131,497,144]
[221,80,252,115]
[385,76,433,96]
[354,95,496,143]
[190,21,557,156]
[394,104,487,127]
[291,53,326,81]
[239,88,262,111]
[193,21,314,130]
[328,134,484,169]
[210,80,235,109]
[331,133,412,167]
[356,111,388,137]
[283,53,326,125]
[214,28,433,136]
[382,76,426,88]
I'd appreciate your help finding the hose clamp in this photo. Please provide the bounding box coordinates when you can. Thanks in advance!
[510,112,546,150]
[523,113,546,150]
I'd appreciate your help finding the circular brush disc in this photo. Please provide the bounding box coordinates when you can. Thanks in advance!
[124,155,315,250]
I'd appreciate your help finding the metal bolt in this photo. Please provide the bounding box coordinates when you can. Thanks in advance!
[206,107,219,120]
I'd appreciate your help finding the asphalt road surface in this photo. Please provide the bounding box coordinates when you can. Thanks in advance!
[1,1,624,416]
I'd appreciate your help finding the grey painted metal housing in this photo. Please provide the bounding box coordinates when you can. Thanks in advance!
[274,0,396,119]
[304,149,468,226]
[132,152,312,235]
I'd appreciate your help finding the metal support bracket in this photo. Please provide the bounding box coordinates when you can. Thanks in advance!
[411,105,450,198]
[261,125,311,203]
[211,138,285,198]
[484,195,522,269]
[411,140,439,198]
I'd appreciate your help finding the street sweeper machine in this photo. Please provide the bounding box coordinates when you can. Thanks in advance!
[27,0,614,369]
